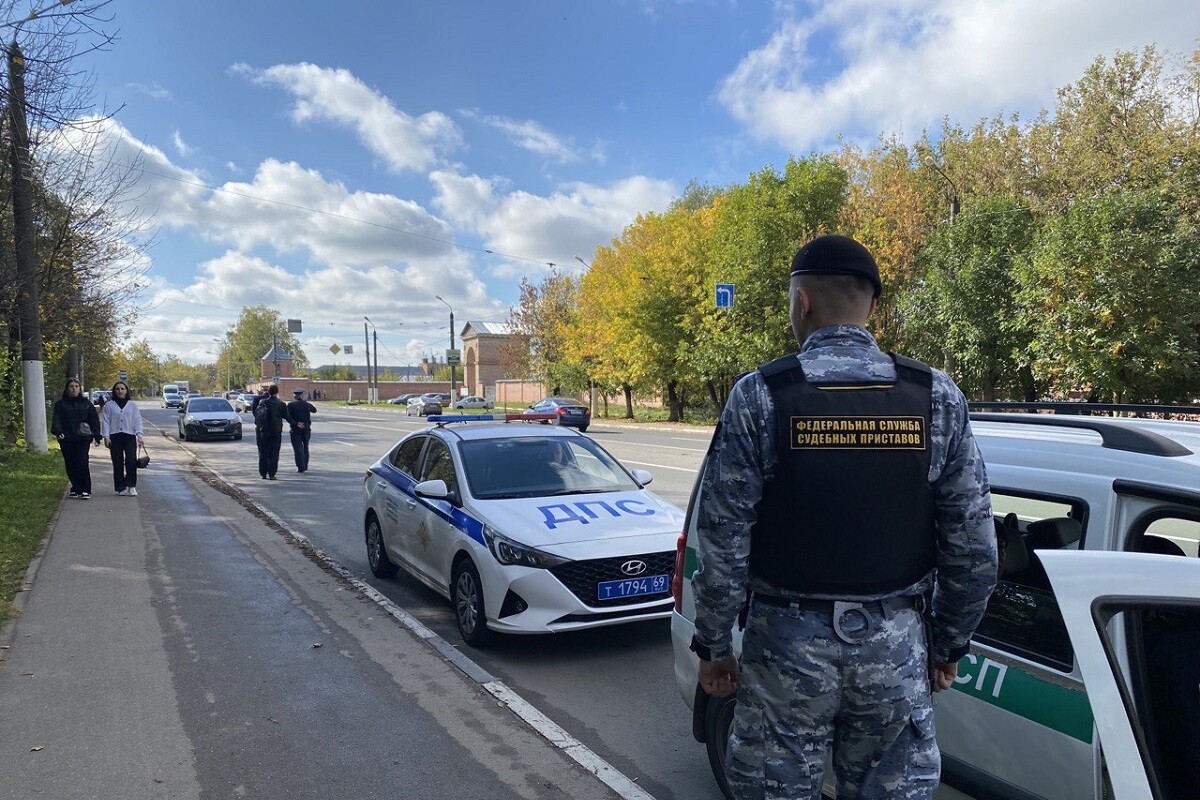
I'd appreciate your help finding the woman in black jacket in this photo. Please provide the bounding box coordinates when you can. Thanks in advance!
[51,378,102,499]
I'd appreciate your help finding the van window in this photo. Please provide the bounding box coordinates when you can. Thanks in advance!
[972,490,1088,671]
[1141,515,1200,558]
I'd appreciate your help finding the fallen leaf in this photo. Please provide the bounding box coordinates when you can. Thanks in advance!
[30,746,43,752]
[311,643,323,649]
[20,671,33,676]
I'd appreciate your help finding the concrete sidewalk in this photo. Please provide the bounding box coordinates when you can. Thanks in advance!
[0,438,619,800]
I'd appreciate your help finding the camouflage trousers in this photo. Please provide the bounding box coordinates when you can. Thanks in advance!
[726,597,938,800]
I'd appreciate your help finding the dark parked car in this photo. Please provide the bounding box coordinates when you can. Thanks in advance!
[528,397,590,432]
[178,397,243,441]
[389,393,418,405]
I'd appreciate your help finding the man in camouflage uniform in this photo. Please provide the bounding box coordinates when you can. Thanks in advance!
[691,235,997,800]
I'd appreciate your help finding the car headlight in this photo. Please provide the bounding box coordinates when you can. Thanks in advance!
[483,525,569,569]
[183,415,194,424]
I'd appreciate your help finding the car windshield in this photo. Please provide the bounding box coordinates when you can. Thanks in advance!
[460,437,639,500]
[188,399,232,412]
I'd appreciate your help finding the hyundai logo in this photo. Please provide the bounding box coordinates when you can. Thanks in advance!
[620,560,648,576]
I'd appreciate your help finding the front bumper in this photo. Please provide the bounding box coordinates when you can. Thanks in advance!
[183,422,242,438]
[480,549,675,634]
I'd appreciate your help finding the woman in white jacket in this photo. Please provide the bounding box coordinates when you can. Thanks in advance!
[99,381,145,496]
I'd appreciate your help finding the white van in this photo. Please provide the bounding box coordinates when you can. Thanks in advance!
[671,411,1200,799]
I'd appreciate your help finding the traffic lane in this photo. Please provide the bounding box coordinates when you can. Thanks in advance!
[154,409,722,800]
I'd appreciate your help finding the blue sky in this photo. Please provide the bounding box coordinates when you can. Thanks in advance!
[46,0,1200,365]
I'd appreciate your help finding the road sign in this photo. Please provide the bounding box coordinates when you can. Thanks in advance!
[118,369,128,381]
[446,348,462,366]
[287,319,303,333]
[716,283,735,308]
[329,344,341,355]
[343,345,354,355]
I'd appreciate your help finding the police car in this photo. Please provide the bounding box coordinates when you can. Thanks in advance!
[671,410,1200,799]
[362,414,686,646]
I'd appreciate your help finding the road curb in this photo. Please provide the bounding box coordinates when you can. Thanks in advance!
[155,422,656,800]
[0,490,67,654]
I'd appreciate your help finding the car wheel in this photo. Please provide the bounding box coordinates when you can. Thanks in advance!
[578,425,588,433]
[704,693,737,800]
[177,426,184,440]
[365,513,398,578]
[451,558,493,647]
[233,433,242,441]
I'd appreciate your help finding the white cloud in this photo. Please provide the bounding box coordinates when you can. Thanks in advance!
[432,171,676,273]
[171,130,194,157]
[225,161,241,174]
[145,251,505,365]
[462,110,582,163]
[50,118,462,270]
[717,0,1200,150]
[127,82,172,100]
[233,62,461,173]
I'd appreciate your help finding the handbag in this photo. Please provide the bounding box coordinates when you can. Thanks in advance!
[77,421,93,437]
[136,442,150,469]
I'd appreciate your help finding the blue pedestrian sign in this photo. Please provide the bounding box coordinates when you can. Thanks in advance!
[716,283,735,309]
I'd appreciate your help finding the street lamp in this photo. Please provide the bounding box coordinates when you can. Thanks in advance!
[574,255,591,269]
[8,0,75,452]
[434,295,456,400]
[923,156,960,225]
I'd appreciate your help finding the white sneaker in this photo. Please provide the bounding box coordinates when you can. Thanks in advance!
[118,489,128,496]
[80,493,90,500]
[128,487,138,497]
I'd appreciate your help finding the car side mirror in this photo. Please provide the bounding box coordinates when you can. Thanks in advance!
[414,479,450,501]
[630,468,653,486]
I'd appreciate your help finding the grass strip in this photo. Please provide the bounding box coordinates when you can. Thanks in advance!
[0,445,64,621]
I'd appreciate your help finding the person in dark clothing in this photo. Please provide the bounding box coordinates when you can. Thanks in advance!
[51,378,102,498]
[286,388,317,473]
[255,385,290,480]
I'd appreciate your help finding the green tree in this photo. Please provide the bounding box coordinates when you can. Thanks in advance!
[1017,190,1200,402]
[914,196,1036,399]
[216,306,309,387]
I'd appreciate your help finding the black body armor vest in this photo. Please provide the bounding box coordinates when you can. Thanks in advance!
[748,353,937,595]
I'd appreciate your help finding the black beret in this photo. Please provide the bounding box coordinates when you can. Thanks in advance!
[789,235,882,298]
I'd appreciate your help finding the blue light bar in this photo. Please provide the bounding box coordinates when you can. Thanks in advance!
[426,413,559,424]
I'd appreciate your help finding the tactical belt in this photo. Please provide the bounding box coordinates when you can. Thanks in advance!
[753,593,922,614]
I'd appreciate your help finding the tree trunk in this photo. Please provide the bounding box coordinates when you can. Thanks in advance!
[667,380,682,422]
[1018,364,1037,402]
[706,380,720,409]
[623,384,633,419]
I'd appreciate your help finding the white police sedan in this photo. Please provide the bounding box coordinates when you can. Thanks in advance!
[362,414,685,646]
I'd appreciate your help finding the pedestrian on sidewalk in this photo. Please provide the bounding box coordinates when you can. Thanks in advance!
[51,378,102,499]
[100,381,145,496]
[286,388,317,473]
[254,385,290,480]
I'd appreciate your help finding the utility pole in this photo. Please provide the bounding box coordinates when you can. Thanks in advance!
[8,39,45,451]
[372,328,379,401]
[272,331,280,382]
[435,295,455,400]
[363,322,372,402]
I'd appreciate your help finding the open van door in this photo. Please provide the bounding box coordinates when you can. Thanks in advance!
[1041,550,1200,800]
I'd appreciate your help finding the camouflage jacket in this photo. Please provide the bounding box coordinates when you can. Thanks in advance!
[692,325,998,664]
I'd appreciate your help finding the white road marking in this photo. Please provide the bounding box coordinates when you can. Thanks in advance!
[602,439,707,454]
[620,459,696,473]
[333,440,356,447]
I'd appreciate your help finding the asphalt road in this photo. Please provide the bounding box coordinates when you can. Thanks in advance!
[149,402,721,800]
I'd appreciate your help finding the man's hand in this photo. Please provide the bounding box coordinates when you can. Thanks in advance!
[698,656,739,697]
[931,661,958,692]
[103,437,110,448]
